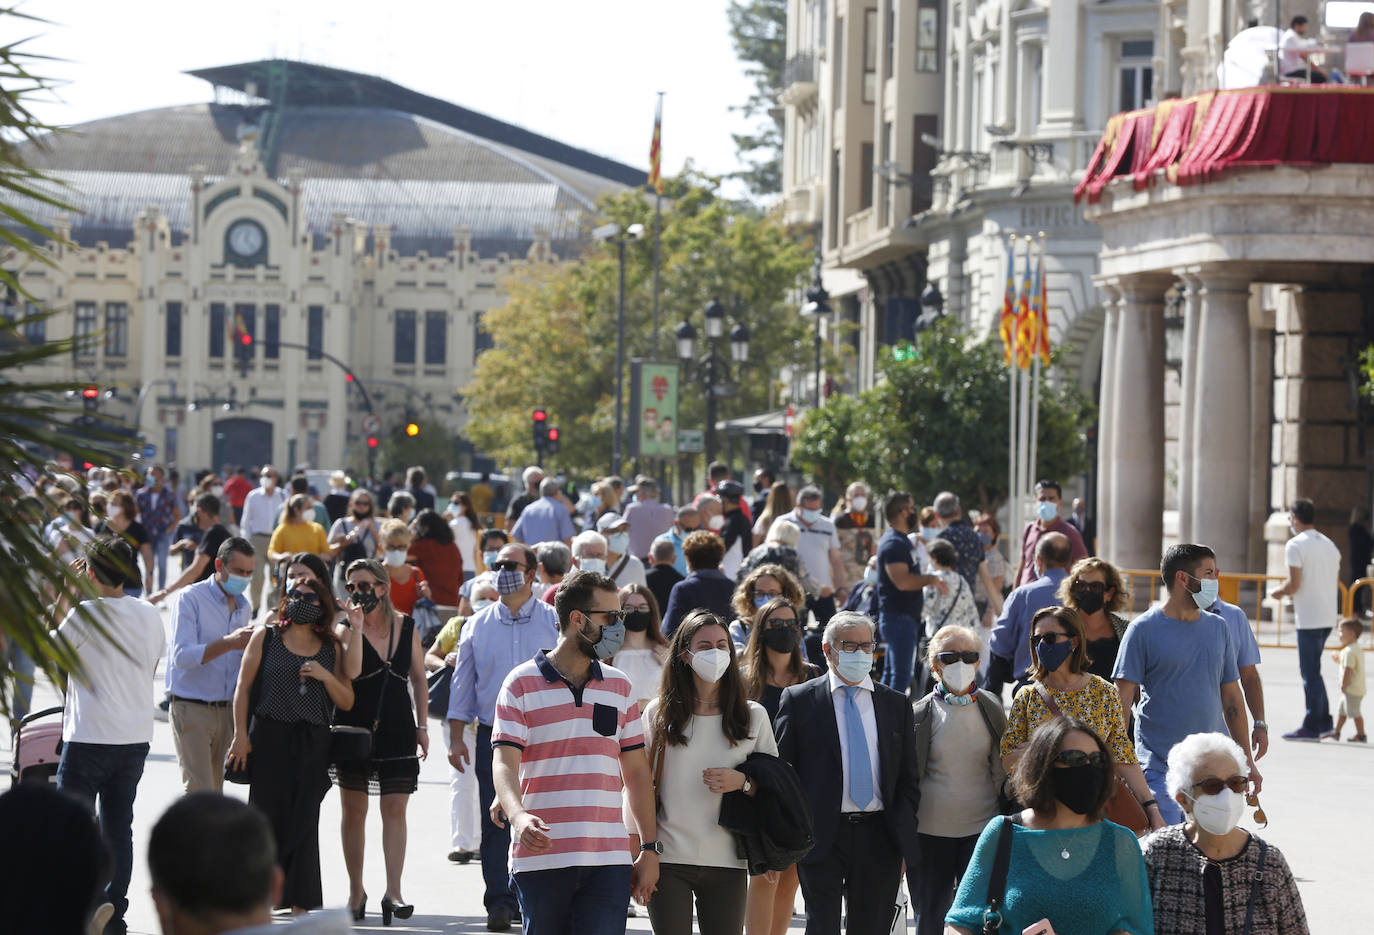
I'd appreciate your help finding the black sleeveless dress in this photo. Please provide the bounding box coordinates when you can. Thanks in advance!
[332,615,420,795]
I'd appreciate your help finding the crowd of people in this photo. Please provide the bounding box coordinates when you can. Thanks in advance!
[4,456,1356,935]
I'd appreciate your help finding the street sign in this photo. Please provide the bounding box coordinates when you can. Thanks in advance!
[361,413,382,435]
[677,429,703,453]
[142,443,157,459]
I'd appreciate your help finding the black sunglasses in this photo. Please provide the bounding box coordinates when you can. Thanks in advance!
[936,650,979,665]
[765,616,799,629]
[286,590,321,605]
[1193,776,1249,796]
[343,582,377,594]
[582,609,627,625]
[490,560,526,572]
[1072,581,1107,595]
[1054,750,1108,768]
[1031,632,1073,646]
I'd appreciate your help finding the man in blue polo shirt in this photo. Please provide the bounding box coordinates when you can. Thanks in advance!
[876,491,945,693]
[989,532,1073,693]
[510,477,575,546]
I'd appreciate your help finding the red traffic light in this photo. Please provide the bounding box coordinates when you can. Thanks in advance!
[367,436,379,449]
[532,408,547,422]
[345,373,354,382]
[240,333,252,346]
[547,427,560,442]
[81,386,99,399]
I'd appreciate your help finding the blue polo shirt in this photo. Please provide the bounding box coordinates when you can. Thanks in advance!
[989,567,1068,678]
[877,528,922,619]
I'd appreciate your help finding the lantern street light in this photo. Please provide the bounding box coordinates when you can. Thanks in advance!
[675,298,752,463]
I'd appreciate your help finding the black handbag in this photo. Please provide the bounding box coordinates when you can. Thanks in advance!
[426,666,452,721]
[329,615,396,765]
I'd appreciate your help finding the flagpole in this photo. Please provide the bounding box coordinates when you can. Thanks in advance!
[1029,232,1045,490]
[1006,234,1018,544]
[1016,237,1032,527]
[652,91,664,360]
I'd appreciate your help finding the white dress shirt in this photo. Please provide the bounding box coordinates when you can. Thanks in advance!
[240,485,286,538]
[827,669,883,812]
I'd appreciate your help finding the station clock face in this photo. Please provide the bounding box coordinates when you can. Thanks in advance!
[226,219,267,265]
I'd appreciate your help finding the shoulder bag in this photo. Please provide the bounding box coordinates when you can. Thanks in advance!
[974,693,1018,815]
[1034,683,1149,835]
[329,615,395,764]
[649,730,667,815]
[1241,838,1268,935]
[981,815,1016,935]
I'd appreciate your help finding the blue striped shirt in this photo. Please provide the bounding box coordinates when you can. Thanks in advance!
[449,594,559,726]
[165,577,248,702]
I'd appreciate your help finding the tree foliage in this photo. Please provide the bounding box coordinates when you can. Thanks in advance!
[727,0,786,197]
[790,319,1096,513]
[463,172,813,475]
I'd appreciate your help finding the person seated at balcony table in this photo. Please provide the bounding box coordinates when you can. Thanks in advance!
[1280,15,1329,83]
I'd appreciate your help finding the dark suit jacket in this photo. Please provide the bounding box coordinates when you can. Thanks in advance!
[775,673,921,866]
[645,564,684,620]
[661,569,736,636]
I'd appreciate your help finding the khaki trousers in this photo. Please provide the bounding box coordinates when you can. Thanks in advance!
[169,699,235,793]
[249,532,273,614]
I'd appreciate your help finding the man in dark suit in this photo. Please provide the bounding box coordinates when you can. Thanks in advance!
[776,610,921,935]
[644,538,683,619]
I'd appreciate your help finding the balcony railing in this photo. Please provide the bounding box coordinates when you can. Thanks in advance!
[784,52,815,88]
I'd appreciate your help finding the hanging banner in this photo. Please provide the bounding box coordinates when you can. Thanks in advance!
[630,360,679,458]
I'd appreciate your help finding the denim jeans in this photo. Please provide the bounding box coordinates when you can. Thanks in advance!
[6,641,35,721]
[475,724,518,912]
[1144,765,1183,824]
[56,741,150,924]
[512,863,632,935]
[150,530,171,590]
[1297,627,1333,733]
[909,832,980,935]
[878,613,919,694]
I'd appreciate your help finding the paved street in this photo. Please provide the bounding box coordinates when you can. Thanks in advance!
[3,605,1367,933]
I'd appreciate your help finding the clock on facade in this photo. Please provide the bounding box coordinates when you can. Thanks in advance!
[225,218,267,266]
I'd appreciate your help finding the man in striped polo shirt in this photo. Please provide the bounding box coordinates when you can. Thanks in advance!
[491,571,660,934]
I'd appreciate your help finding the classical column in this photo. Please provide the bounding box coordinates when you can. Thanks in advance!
[1095,281,1121,563]
[1188,270,1253,572]
[1109,274,1170,571]
[1174,271,1203,542]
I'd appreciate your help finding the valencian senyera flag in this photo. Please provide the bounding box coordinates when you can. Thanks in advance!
[999,241,1016,365]
[648,98,664,195]
[1014,240,1035,370]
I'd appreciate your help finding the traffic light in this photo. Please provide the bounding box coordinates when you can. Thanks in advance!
[405,422,420,437]
[81,385,99,411]
[233,311,253,376]
[531,407,548,453]
[546,425,560,456]
[367,436,379,449]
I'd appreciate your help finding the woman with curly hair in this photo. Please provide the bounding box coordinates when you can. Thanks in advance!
[1057,557,1131,681]
[728,563,805,649]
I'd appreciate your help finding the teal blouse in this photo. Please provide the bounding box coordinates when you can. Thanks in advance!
[946,816,1153,935]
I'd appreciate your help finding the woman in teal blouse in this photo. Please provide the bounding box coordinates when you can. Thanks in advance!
[945,716,1153,935]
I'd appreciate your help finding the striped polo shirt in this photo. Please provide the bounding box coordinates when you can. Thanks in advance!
[492,650,645,873]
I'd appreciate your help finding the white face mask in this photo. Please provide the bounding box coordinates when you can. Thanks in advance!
[689,648,731,684]
[849,495,868,513]
[941,661,977,693]
[211,485,224,497]
[383,549,408,567]
[1187,786,1246,835]
[707,515,725,531]
[106,505,123,519]
[260,476,274,489]
[578,557,607,575]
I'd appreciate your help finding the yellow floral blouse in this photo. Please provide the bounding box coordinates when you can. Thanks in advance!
[999,673,1137,764]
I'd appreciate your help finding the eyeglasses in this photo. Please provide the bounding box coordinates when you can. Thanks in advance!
[582,609,627,625]
[286,590,321,605]
[623,603,651,613]
[835,640,876,653]
[1192,776,1250,796]
[343,582,377,594]
[1072,581,1107,595]
[1031,632,1072,646]
[755,589,783,600]
[490,560,526,572]
[765,617,799,629]
[1053,750,1108,768]
[936,650,979,665]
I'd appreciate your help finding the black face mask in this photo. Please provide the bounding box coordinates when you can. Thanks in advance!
[1072,588,1106,615]
[285,598,324,627]
[1052,763,1107,815]
[351,590,380,614]
[753,481,764,493]
[762,626,800,654]
[353,508,372,519]
[624,610,651,633]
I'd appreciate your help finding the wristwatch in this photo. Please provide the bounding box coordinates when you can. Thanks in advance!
[1253,720,1268,732]
[741,777,754,794]
[640,840,663,854]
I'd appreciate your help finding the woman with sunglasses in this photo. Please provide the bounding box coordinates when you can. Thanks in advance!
[264,552,363,678]
[334,558,430,925]
[946,716,1154,934]
[729,563,805,650]
[639,610,777,935]
[738,597,817,935]
[1000,606,1165,833]
[226,578,354,915]
[908,625,1007,935]
[1058,558,1130,682]
[1142,732,1308,934]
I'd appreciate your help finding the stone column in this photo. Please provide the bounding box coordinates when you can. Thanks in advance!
[1109,274,1170,570]
[1188,269,1253,572]
[1174,271,1203,542]
[1094,281,1121,563]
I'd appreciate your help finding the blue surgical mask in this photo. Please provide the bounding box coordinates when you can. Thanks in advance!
[754,593,771,609]
[1037,500,1058,523]
[834,649,873,683]
[482,550,500,567]
[1191,576,1220,610]
[591,619,626,660]
[222,572,251,596]
[606,532,630,554]
[800,507,822,524]
[578,557,607,575]
[1036,638,1074,673]
[863,567,879,586]
[920,526,940,542]
[977,532,993,546]
[471,598,494,613]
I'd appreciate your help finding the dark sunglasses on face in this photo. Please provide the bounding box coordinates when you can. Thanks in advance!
[582,609,627,625]
[1054,750,1108,768]
[936,650,979,665]
[1031,631,1072,646]
[765,617,799,629]
[1074,581,1107,594]
[343,582,377,594]
[286,590,321,605]
[1193,776,1250,796]
[490,560,526,572]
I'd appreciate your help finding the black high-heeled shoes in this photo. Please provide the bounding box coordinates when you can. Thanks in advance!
[381,895,414,926]
[351,891,367,922]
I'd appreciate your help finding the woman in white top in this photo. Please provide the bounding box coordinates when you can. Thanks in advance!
[444,492,480,582]
[972,513,1006,679]
[612,583,670,711]
[640,610,777,935]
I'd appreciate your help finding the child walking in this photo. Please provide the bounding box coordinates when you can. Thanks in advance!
[1329,618,1366,742]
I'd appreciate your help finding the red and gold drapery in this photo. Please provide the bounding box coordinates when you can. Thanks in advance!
[1074,85,1374,204]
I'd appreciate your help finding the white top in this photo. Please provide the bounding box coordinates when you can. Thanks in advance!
[905,534,935,573]
[1285,528,1342,630]
[644,698,777,868]
[721,537,744,582]
[1280,28,1315,73]
[610,553,648,589]
[240,485,287,538]
[772,512,841,588]
[58,596,166,744]
[610,647,666,706]
[826,669,883,812]
[449,513,478,575]
[916,697,1000,837]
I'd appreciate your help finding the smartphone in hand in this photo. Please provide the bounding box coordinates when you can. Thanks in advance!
[1023,921,1057,935]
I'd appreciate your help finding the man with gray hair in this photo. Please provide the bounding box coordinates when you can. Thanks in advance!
[510,477,574,546]
[651,504,700,576]
[772,485,848,628]
[775,611,921,935]
[505,465,545,526]
[535,541,572,604]
[622,476,674,560]
[645,538,684,616]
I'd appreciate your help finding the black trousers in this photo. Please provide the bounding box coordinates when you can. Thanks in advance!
[248,717,332,910]
[797,813,902,935]
[908,832,980,935]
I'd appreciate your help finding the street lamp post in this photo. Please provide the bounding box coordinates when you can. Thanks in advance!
[800,257,830,409]
[676,299,750,464]
[593,221,645,475]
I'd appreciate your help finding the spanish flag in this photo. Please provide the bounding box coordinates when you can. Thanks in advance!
[648,97,664,195]
[999,240,1016,365]
[1014,241,1035,370]
[1035,242,1051,366]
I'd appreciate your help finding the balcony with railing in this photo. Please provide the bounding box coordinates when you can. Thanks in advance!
[781,51,818,105]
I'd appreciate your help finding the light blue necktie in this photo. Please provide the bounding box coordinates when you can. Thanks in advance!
[843,685,874,810]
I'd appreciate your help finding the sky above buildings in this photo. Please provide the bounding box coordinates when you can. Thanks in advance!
[20,0,757,184]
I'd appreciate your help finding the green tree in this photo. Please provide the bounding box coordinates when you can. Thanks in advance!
[463,171,813,475]
[727,0,786,197]
[791,319,1095,512]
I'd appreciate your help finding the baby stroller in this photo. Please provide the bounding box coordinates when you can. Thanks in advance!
[10,705,64,786]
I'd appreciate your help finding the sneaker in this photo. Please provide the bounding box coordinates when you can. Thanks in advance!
[1282,727,1322,742]
[1320,730,1340,740]
[1351,734,1368,743]
[448,849,474,864]
[627,904,638,918]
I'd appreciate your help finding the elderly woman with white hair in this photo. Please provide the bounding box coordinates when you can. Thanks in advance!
[737,519,820,597]
[1141,733,1309,934]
